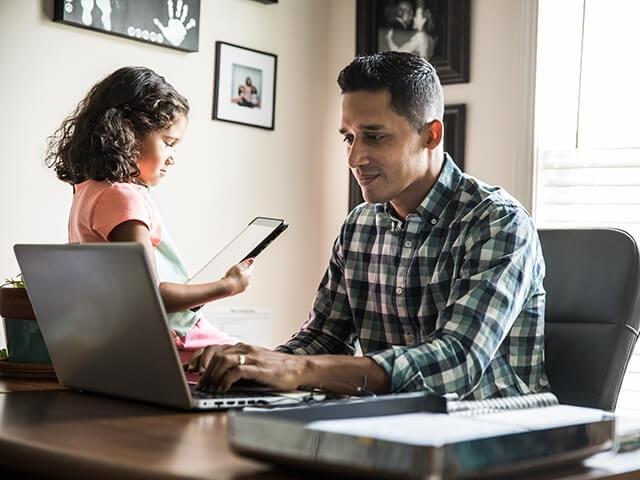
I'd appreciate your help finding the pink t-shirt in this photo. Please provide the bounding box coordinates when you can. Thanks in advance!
[69,180,162,246]
[67,179,238,358]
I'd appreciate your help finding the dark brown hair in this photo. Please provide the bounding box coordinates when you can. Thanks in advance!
[45,66,189,184]
[337,51,443,131]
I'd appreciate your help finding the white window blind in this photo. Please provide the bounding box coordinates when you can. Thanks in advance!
[535,0,640,417]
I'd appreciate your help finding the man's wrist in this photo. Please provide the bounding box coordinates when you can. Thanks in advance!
[293,354,315,388]
[292,354,391,394]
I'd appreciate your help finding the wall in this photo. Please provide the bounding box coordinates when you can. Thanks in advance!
[0,0,355,350]
[318,0,539,245]
[0,0,535,351]
[444,0,537,209]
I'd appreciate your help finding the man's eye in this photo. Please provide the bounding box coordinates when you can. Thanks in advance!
[367,133,384,142]
[342,136,353,145]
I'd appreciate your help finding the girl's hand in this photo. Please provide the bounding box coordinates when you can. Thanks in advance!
[223,258,254,296]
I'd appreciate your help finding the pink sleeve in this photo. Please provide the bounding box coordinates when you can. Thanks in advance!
[91,184,152,240]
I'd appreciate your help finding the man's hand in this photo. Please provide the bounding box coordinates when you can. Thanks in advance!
[186,344,231,374]
[196,343,306,393]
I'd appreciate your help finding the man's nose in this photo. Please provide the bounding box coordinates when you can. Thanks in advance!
[347,140,369,169]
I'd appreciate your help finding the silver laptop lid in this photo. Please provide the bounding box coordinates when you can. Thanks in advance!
[14,243,192,409]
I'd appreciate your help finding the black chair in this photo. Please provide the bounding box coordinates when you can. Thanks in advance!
[539,228,640,411]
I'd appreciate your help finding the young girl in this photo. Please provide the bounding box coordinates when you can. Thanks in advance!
[45,66,251,370]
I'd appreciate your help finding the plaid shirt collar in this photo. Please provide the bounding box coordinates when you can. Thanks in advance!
[375,153,463,227]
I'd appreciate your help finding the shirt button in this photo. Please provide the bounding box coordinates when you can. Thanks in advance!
[430,218,437,225]
[404,240,412,248]
[404,332,414,343]
[396,287,403,295]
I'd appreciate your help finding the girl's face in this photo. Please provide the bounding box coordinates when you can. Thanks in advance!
[137,113,188,186]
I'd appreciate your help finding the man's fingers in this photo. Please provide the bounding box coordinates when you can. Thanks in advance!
[197,344,234,374]
[197,351,228,392]
[198,347,216,374]
[197,354,217,391]
[197,346,250,392]
[217,365,261,393]
[208,353,238,390]
[187,348,203,372]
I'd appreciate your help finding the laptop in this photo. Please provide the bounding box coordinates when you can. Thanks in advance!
[14,243,304,410]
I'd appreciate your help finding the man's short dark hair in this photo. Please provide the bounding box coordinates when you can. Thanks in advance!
[337,51,443,131]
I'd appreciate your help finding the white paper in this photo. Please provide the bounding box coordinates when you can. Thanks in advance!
[307,413,524,446]
[205,307,272,348]
[472,405,609,430]
[306,405,610,447]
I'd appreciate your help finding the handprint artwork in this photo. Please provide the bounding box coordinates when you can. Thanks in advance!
[55,0,200,52]
[79,0,112,31]
[153,0,197,47]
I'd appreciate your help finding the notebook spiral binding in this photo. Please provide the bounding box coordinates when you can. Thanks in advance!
[448,392,560,416]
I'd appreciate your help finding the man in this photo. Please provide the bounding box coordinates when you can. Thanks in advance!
[385,2,437,59]
[197,52,549,400]
[389,0,414,30]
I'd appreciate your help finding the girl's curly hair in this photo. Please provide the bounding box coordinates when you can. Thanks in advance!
[45,66,189,184]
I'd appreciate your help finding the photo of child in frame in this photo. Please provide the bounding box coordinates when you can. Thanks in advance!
[213,41,276,129]
[230,65,262,109]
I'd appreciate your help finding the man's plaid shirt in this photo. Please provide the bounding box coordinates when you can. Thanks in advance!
[279,156,549,399]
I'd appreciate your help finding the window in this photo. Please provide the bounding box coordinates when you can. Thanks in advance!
[534,0,640,417]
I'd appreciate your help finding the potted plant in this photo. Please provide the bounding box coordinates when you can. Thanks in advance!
[0,274,52,364]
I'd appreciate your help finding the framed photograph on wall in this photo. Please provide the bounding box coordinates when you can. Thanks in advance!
[213,42,277,130]
[356,0,470,84]
[53,0,200,52]
[443,103,466,170]
[348,103,467,210]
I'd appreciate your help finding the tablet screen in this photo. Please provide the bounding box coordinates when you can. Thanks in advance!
[187,217,286,284]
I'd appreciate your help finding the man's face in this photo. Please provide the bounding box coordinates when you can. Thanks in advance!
[340,90,429,213]
[396,1,414,28]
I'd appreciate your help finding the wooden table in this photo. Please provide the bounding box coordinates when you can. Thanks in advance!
[1,378,640,479]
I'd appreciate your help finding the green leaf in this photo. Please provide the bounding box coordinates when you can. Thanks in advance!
[0,273,24,289]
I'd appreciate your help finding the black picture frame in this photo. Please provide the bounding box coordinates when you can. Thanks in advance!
[212,41,277,131]
[348,103,467,210]
[53,0,200,52]
[356,0,470,84]
[443,103,466,171]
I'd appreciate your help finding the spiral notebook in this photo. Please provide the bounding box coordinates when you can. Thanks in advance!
[447,391,559,415]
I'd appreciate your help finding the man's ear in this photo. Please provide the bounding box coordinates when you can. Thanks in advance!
[423,119,443,150]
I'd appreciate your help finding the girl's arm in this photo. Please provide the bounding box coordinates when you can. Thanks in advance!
[109,220,252,313]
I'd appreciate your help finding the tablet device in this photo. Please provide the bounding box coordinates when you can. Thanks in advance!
[187,217,288,284]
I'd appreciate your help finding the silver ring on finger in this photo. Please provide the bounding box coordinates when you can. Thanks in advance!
[239,354,246,366]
